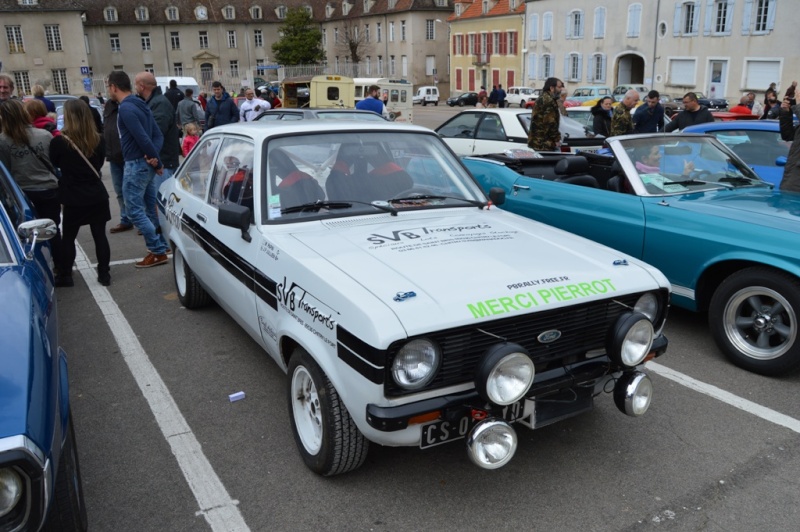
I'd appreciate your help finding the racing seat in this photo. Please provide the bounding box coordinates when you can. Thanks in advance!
[369,162,414,199]
[270,149,325,208]
[553,156,598,188]
[326,145,371,202]
[223,167,254,211]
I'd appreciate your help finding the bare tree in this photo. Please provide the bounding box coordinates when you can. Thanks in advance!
[336,19,370,76]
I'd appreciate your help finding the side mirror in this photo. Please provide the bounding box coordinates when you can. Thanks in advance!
[18,218,58,259]
[219,203,252,242]
[776,156,787,167]
[489,187,506,206]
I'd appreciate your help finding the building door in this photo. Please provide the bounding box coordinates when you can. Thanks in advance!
[615,54,645,85]
[708,60,727,100]
[200,63,214,86]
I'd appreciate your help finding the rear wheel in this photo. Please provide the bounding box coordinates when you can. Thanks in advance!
[434,101,438,106]
[458,100,465,107]
[43,413,88,532]
[173,246,210,308]
[709,267,800,375]
[287,348,368,476]
[422,100,427,107]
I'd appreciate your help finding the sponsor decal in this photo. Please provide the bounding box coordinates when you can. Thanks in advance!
[277,276,337,348]
[165,193,184,231]
[506,276,570,290]
[260,239,281,261]
[366,223,518,252]
[468,278,617,319]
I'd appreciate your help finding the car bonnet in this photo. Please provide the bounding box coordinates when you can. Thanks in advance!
[290,211,667,334]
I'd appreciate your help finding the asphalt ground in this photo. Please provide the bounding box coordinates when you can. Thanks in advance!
[58,105,800,531]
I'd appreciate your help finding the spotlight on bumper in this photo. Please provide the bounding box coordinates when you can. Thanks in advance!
[466,419,518,469]
[614,371,653,417]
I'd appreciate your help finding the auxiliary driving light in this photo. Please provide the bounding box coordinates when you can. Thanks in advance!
[474,343,535,406]
[607,312,654,368]
[466,419,518,469]
[614,371,653,416]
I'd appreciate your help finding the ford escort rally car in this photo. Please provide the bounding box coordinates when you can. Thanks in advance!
[158,121,670,475]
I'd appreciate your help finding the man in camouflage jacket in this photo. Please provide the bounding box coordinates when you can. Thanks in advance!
[528,77,564,151]
[610,89,640,137]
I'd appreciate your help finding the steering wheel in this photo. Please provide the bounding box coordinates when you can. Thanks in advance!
[692,169,711,180]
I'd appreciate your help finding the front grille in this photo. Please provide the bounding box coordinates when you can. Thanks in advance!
[385,293,642,396]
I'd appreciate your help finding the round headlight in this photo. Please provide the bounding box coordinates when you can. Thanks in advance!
[634,293,659,322]
[608,313,654,368]
[475,343,535,406]
[0,467,23,518]
[392,338,440,390]
[614,371,653,416]
[466,419,518,469]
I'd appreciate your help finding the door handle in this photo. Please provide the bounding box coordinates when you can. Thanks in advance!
[512,184,530,190]
[197,213,207,222]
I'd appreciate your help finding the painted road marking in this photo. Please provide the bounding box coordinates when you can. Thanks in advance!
[647,361,800,434]
[75,245,250,531]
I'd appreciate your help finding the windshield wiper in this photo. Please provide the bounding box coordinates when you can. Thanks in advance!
[281,200,398,216]
[388,194,488,209]
[719,174,772,187]
[662,178,733,189]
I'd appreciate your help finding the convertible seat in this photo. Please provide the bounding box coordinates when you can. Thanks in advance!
[553,156,598,188]
[606,160,634,194]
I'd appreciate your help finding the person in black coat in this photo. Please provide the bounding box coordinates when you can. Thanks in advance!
[79,95,103,133]
[164,79,184,110]
[591,96,614,137]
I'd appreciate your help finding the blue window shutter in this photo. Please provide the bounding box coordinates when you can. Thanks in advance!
[766,0,777,31]
[692,1,701,35]
[529,54,537,80]
[723,0,735,36]
[578,12,584,38]
[600,54,607,83]
[577,54,583,81]
[566,14,572,39]
[704,0,714,35]
[673,4,683,36]
[742,0,753,35]
[588,55,595,81]
[530,14,538,41]
[564,55,570,79]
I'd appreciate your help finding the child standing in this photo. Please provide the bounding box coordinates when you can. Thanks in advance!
[182,122,200,157]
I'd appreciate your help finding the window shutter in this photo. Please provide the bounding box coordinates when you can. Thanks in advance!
[673,4,682,36]
[766,0,777,31]
[691,1,701,35]
[566,14,573,39]
[452,35,456,54]
[600,54,607,83]
[703,0,714,35]
[722,0,735,36]
[577,54,583,81]
[530,15,538,41]
[595,7,605,38]
[579,12,584,37]
[741,0,752,35]
[529,54,537,80]
[588,55,596,81]
[564,55,570,79]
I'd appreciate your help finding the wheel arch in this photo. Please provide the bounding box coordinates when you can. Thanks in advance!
[694,258,800,312]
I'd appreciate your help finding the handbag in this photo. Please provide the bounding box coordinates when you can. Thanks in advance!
[62,134,101,179]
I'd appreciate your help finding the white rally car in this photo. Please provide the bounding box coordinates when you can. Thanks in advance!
[159,121,670,475]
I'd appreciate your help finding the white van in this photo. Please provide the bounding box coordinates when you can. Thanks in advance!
[155,76,201,97]
[413,86,439,106]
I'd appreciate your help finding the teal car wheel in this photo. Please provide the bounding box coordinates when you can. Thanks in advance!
[710,267,800,375]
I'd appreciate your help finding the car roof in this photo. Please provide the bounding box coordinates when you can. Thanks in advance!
[209,120,432,139]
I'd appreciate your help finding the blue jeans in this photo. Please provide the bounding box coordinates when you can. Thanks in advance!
[109,161,130,225]
[123,159,168,255]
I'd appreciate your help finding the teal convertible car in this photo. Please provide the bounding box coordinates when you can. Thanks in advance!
[464,133,800,376]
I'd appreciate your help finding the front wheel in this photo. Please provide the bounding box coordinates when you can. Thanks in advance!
[43,413,88,531]
[173,246,210,309]
[422,100,427,107]
[458,100,465,107]
[709,267,800,375]
[287,349,368,476]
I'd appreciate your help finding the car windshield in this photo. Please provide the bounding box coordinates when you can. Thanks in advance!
[263,131,487,222]
[617,135,767,195]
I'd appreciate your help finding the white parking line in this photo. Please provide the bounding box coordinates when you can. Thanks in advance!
[74,244,250,532]
[647,361,800,434]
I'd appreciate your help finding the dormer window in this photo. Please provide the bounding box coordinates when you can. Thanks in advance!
[303,5,312,16]
[388,0,397,9]
[343,1,352,16]
[510,0,516,9]
[223,5,235,19]
[482,1,489,15]
[250,6,262,19]
[363,0,370,13]
[166,6,179,21]
[326,3,334,18]
[277,5,287,19]
[18,0,38,5]
[455,4,462,16]
[135,6,149,21]
[105,7,118,21]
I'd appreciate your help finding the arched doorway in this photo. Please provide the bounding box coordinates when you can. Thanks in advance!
[615,54,645,85]
[200,63,214,87]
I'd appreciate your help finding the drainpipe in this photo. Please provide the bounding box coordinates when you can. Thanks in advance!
[651,0,661,90]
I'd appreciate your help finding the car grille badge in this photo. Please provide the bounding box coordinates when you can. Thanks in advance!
[537,330,562,344]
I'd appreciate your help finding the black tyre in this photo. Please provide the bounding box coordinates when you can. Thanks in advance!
[434,101,438,106]
[458,100,465,107]
[520,100,526,108]
[43,413,88,532]
[709,267,800,375]
[173,246,210,309]
[287,348,368,476]
[422,100,427,107]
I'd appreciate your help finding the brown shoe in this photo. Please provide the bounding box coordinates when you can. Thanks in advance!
[110,223,133,234]
[135,252,168,268]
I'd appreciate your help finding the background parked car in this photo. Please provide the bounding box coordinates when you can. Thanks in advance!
[566,106,672,134]
[254,108,388,122]
[0,162,88,531]
[612,85,649,101]
[505,86,539,107]
[570,86,613,103]
[675,92,728,111]
[446,92,479,107]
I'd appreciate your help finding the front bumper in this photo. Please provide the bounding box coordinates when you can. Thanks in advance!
[366,334,667,432]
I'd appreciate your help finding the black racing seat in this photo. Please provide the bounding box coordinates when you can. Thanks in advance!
[553,156,598,188]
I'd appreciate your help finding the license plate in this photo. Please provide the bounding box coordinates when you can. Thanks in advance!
[420,400,527,449]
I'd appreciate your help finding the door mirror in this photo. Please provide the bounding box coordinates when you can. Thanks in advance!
[489,187,506,206]
[219,203,252,242]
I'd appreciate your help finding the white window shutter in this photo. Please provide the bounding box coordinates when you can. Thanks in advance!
[566,14,572,39]
[577,54,583,81]
[673,4,682,36]
[766,0,777,31]
[703,0,714,35]
[529,54,537,80]
[692,1,701,35]
[578,12,584,38]
[530,14,538,41]
[588,55,595,81]
[723,0,735,36]
[564,55,570,79]
[741,0,753,35]
[600,54,607,82]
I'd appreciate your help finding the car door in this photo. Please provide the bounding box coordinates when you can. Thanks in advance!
[436,111,482,155]
[501,175,647,259]
[472,113,519,155]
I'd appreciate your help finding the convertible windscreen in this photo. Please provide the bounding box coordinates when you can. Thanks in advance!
[263,131,486,221]
[618,136,767,195]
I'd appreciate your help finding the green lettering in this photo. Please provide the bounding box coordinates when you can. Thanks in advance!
[579,282,596,295]
[486,299,503,315]
[601,278,616,291]
[538,289,553,303]
[515,293,535,308]
[554,286,571,301]
[468,302,490,319]
[567,284,585,299]
[592,280,609,294]
[498,297,519,313]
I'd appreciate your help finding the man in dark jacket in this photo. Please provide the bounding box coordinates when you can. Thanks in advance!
[779,86,800,193]
[135,72,181,187]
[205,81,239,131]
[164,79,184,110]
[633,90,665,133]
[103,98,132,233]
[665,92,714,131]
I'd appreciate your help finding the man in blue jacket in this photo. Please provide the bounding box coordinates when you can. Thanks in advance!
[106,70,170,268]
[205,81,239,132]
[355,85,388,118]
[633,90,665,133]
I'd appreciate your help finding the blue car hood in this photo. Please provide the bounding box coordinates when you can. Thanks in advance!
[0,269,54,446]
[663,189,800,234]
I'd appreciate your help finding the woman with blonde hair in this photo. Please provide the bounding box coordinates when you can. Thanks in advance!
[32,83,55,113]
[0,98,62,267]
[24,98,59,136]
[49,99,110,286]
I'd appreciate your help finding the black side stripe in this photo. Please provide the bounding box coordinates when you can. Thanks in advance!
[337,326,387,367]
[338,343,384,384]
[179,213,278,310]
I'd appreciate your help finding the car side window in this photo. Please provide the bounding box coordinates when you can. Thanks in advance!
[208,138,255,212]
[0,171,25,229]
[476,115,507,140]
[178,137,221,198]
[437,113,481,138]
